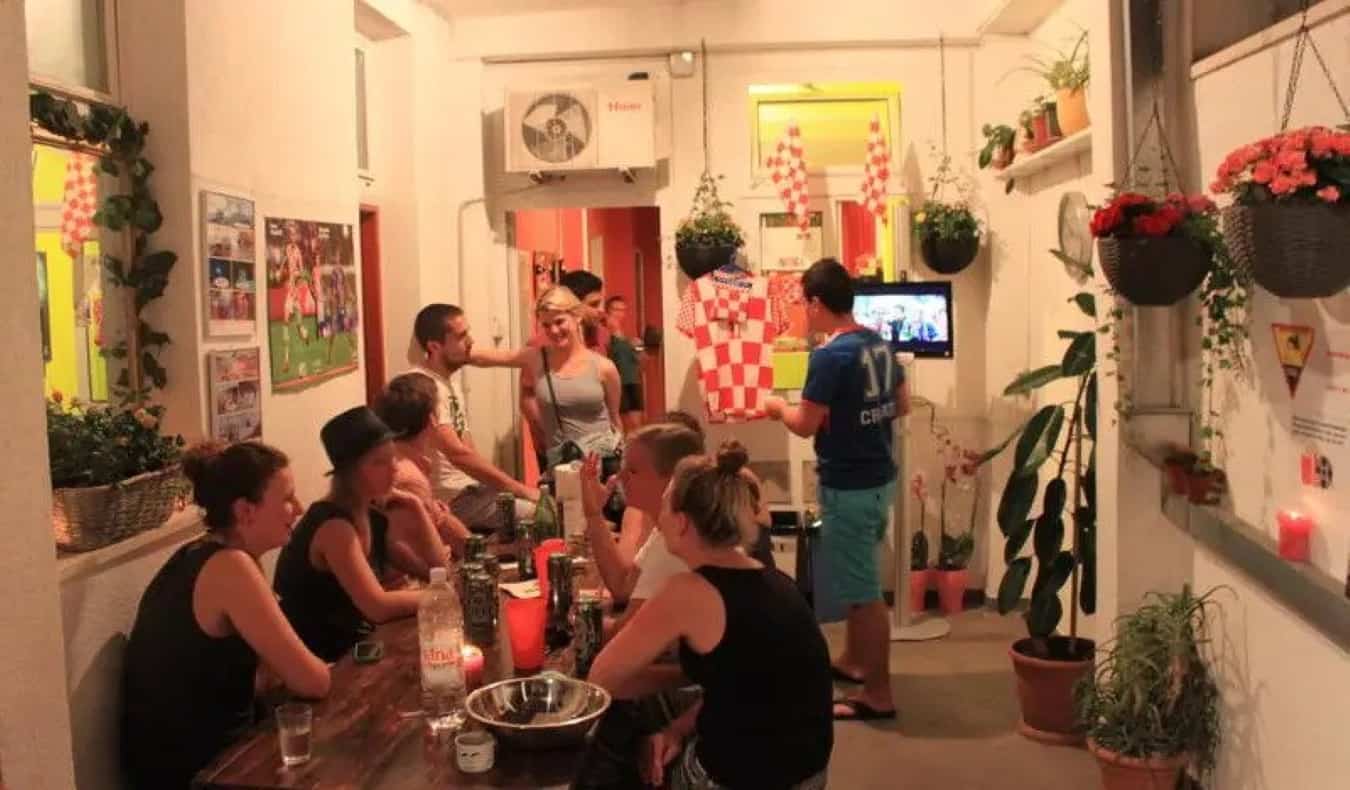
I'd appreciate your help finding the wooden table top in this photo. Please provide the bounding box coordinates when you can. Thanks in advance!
[194,613,587,789]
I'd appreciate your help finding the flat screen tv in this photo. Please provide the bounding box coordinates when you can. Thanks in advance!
[853,281,954,358]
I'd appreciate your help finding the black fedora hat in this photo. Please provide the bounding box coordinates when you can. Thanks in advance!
[321,406,395,474]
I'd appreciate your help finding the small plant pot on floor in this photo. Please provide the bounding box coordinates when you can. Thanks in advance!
[936,568,968,615]
[1088,739,1188,790]
[1009,636,1095,745]
[909,569,933,612]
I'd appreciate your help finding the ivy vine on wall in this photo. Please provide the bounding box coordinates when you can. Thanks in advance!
[29,90,175,404]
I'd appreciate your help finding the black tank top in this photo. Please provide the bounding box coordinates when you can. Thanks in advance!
[121,539,258,789]
[678,566,833,788]
[273,500,389,662]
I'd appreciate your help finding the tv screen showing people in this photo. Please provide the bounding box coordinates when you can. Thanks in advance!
[853,282,954,358]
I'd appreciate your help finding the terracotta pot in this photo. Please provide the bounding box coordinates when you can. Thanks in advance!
[1186,469,1225,505]
[1045,103,1063,139]
[1056,87,1090,135]
[1163,458,1193,496]
[936,568,968,614]
[1009,636,1095,745]
[1031,112,1051,147]
[909,568,933,612]
[1088,739,1188,790]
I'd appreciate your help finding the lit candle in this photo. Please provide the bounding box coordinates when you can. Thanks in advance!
[461,645,485,690]
[1277,509,1313,563]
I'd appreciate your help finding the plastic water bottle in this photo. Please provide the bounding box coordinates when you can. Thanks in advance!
[419,567,465,731]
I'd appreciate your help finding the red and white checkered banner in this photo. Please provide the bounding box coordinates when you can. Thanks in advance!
[765,121,810,231]
[860,114,891,223]
[61,152,99,258]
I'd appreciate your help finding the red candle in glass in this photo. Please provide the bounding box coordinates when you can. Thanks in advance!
[1277,509,1313,562]
[461,645,484,690]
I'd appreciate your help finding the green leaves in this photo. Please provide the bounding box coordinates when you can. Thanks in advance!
[1071,292,1096,318]
[1086,373,1098,440]
[1005,518,1034,563]
[1004,365,1063,396]
[1033,514,1064,564]
[998,557,1033,614]
[1061,331,1096,376]
[1076,506,1097,615]
[1013,405,1065,479]
[997,473,1039,536]
[1027,588,1064,639]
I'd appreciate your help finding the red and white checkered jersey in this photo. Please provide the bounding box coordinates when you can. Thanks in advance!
[677,269,788,422]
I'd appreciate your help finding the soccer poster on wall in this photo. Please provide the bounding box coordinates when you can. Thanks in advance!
[264,217,360,392]
[202,191,258,337]
[207,348,262,442]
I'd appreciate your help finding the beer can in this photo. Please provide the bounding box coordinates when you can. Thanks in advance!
[457,559,483,604]
[545,553,574,652]
[574,596,603,678]
[516,519,537,580]
[464,570,497,647]
[496,492,518,543]
[479,554,501,629]
[465,534,488,562]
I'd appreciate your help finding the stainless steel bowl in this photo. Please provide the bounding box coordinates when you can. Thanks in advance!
[465,673,612,750]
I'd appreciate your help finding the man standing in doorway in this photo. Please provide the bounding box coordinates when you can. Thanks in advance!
[765,258,909,721]
[408,304,539,530]
[604,295,644,432]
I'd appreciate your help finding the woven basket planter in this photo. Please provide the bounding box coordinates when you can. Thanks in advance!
[1098,236,1212,306]
[921,233,980,275]
[52,465,189,552]
[1223,203,1350,299]
[675,242,739,280]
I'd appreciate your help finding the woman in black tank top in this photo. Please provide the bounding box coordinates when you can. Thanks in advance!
[121,441,330,789]
[273,406,434,661]
[589,443,833,789]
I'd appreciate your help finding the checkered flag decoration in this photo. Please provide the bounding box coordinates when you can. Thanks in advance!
[61,152,99,258]
[765,121,810,231]
[860,115,891,223]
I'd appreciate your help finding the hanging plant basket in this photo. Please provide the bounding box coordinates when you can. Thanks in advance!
[675,242,739,280]
[53,466,189,552]
[921,233,979,275]
[1097,236,1212,306]
[1223,203,1350,299]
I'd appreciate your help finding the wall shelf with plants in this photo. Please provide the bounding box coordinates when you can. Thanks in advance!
[995,127,1092,184]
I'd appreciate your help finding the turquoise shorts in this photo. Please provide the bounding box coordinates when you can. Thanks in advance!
[820,482,895,606]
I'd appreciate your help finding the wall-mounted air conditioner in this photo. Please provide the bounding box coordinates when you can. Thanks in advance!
[504,81,655,173]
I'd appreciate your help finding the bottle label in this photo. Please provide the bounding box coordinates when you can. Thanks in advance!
[421,633,463,687]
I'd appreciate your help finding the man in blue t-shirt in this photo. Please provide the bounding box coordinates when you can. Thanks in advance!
[766,258,910,721]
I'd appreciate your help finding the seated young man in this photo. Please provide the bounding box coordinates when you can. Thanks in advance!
[406,303,538,530]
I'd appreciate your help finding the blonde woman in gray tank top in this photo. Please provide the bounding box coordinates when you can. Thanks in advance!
[523,286,623,464]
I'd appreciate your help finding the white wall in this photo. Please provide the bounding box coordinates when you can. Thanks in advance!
[0,1,79,786]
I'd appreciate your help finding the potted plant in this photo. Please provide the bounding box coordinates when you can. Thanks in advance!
[936,440,981,615]
[1044,99,1063,141]
[1018,110,1037,153]
[979,123,1017,171]
[1162,450,1197,496]
[1029,97,1052,150]
[909,472,934,611]
[982,243,1099,744]
[47,393,187,552]
[916,147,982,275]
[1091,191,1217,306]
[1046,30,1090,136]
[1077,586,1222,790]
[1212,125,1350,298]
[675,171,745,280]
[937,531,975,614]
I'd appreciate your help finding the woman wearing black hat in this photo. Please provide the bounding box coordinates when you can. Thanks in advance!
[273,406,439,661]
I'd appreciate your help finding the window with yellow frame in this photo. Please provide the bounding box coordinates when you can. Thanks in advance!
[749,82,901,176]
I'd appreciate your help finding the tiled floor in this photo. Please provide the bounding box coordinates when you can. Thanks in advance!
[823,609,1101,790]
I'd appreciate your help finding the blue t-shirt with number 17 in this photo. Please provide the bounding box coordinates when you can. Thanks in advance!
[802,328,903,490]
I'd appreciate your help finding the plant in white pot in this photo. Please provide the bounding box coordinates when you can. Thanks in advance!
[1077,586,1223,790]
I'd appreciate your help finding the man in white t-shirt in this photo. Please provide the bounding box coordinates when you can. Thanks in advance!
[407,304,539,529]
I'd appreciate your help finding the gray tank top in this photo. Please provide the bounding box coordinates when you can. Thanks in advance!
[536,350,614,451]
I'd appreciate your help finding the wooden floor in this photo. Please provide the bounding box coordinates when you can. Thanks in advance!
[823,609,1101,790]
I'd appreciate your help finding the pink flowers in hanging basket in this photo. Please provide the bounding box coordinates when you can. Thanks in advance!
[1089,191,1218,240]
[1210,126,1350,204]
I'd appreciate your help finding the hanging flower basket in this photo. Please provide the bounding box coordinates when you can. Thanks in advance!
[1223,202,1350,298]
[1091,191,1218,306]
[1211,126,1350,299]
[53,465,190,552]
[1098,237,1211,306]
[675,242,739,280]
[920,233,978,275]
[675,172,745,281]
[916,200,981,276]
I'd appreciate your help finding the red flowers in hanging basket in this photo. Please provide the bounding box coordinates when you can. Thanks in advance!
[1092,192,1217,306]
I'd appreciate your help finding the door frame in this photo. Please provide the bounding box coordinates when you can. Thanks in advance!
[358,205,385,406]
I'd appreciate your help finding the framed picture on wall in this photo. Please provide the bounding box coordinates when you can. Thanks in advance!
[207,348,262,442]
[202,191,258,338]
[759,211,824,271]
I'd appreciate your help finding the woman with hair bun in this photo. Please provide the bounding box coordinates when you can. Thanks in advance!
[121,441,331,789]
[588,442,833,790]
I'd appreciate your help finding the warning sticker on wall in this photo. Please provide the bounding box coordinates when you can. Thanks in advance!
[1272,323,1315,396]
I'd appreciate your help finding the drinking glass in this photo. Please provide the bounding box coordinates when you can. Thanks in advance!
[276,702,313,767]
[504,596,546,672]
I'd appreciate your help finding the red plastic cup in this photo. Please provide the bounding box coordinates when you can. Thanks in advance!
[504,597,546,673]
[534,538,566,601]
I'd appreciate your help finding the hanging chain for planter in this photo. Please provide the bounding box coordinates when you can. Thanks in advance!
[1279,0,1350,131]
[701,38,711,173]
[1119,5,1183,196]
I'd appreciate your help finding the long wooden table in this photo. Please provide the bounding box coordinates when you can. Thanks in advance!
[194,614,588,789]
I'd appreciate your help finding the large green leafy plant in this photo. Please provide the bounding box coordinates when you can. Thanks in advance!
[1077,586,1223,780]
[30,90,176,404]
[46,395,183,488]
[984,247,1098,657]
